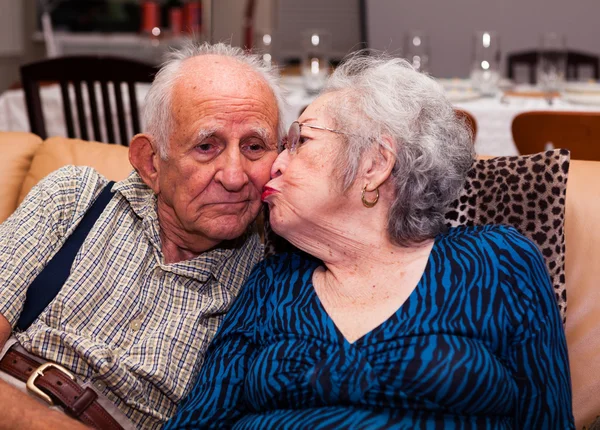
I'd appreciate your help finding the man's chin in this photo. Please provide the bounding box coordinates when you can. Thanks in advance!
[202,214,258,242]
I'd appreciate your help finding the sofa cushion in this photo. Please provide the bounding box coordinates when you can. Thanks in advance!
[18,137,133,205]
[0,132,43,223]
[264,149,570,321]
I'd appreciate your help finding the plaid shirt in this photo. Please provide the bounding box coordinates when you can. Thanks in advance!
[0,166,264,429]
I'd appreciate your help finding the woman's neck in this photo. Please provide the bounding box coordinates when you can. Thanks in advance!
[286,210,433,288]
[316,237,434,300]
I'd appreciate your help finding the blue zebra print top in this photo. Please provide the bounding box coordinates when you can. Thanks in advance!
[165,225,574,429]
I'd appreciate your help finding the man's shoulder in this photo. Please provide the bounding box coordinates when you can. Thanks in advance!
[39,165,108,193]
[26,166,110,217]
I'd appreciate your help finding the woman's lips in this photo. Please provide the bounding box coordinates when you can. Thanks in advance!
[261,186,278,202]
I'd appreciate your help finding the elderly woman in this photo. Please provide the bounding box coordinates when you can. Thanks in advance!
[165,54,574,429]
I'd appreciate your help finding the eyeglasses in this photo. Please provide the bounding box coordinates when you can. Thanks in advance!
[279,121,348,155]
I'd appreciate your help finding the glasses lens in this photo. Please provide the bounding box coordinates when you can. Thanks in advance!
[287,122,300,154]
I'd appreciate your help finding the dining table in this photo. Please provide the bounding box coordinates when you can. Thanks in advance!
[1,75,600,157]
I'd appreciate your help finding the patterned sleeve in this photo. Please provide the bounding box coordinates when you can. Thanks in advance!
[0,166,107,326]
[164,259,271,429]
[500,228,575,429]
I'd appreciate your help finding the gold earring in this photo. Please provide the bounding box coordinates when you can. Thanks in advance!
[361,185,379,208]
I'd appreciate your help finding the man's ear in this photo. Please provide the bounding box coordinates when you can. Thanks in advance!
[363,135,397,191]
[129,133,161,194]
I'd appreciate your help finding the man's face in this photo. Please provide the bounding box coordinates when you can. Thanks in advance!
[155,56,279,251]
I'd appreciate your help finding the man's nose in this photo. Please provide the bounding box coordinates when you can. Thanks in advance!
[270,149,289,179]
[216,148,249,191]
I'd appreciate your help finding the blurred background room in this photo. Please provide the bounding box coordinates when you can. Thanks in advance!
[1,0,600,157]
[1,3,600,429]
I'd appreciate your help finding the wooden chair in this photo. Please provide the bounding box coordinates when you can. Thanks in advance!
[512,111,600,161]
[507,50,600,84]
[455,108,477,142]
[20,55,157,145]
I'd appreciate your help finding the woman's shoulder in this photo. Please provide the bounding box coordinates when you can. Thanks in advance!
[441,224,538,252]
[441,224,549,289]
[440,224,546,277]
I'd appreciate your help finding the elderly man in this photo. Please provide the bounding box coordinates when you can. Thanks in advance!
[0,42,282,429]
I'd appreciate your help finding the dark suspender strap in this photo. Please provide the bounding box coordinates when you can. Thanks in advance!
[16,181,116,331]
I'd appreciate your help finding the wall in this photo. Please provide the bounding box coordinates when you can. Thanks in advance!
[0,0,44,92]
[366,0,600,78]
[4,1,598,91]
[211,0,274,47]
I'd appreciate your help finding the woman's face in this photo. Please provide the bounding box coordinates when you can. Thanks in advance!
[262,93,352,242]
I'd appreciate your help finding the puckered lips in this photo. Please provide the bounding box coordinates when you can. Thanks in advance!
[261,186,278,202]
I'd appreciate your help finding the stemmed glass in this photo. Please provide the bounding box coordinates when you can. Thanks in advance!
[253,29,277,67]
[537,32,567,103]
[301,29,332,94]
[404,31,430,74]
[470,31,501,96]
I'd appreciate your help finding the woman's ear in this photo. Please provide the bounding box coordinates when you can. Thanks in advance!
[363,135,396,191]
[129,133,161,194]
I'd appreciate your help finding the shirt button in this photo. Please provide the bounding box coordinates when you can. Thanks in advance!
[94,381,105,391]
[130,319,142,331]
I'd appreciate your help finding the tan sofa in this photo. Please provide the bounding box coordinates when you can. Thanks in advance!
[1,132,599,428]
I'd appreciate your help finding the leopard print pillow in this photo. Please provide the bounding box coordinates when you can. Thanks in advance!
[263,149,570,321]
[444,149,570,322]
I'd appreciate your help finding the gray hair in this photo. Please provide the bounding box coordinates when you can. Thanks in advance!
[323,52,475,246]
[143,42,286,158]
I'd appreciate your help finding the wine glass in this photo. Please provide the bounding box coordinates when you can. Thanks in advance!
[470,31,501,96]
[301,29,331,94]
[254,29,277,67]
[537,32,567,100]
[404,31,430,74]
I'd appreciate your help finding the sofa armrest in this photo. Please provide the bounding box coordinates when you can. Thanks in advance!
[564,159,600,428]
[0,132,43,224]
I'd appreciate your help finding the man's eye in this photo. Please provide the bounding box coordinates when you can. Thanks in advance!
[245,143,265,151]
[242,139,271,159]
[195,142,218,153]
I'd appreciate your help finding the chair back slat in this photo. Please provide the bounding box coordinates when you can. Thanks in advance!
[22,80,47,139]
[86,80,103,142]
[455,109,477,143]
[59,81,76,139]
[507,50,600,84]
[113,81,128,145]
[19,55,156,145]
[73,81,88,141]
[512,111,600,161]
[128,82,141,136]
[100,82,116,144]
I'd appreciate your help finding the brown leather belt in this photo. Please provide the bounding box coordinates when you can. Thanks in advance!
[0,347,124,430]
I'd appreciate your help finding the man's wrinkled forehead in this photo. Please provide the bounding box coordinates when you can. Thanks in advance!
[177,55,273,97]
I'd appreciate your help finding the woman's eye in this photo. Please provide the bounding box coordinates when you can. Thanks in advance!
[278,137,288,152]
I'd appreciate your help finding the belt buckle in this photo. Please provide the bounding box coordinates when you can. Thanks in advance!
[26,362,76,405]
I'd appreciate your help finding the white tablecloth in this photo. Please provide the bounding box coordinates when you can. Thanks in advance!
[2,78,600,157]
